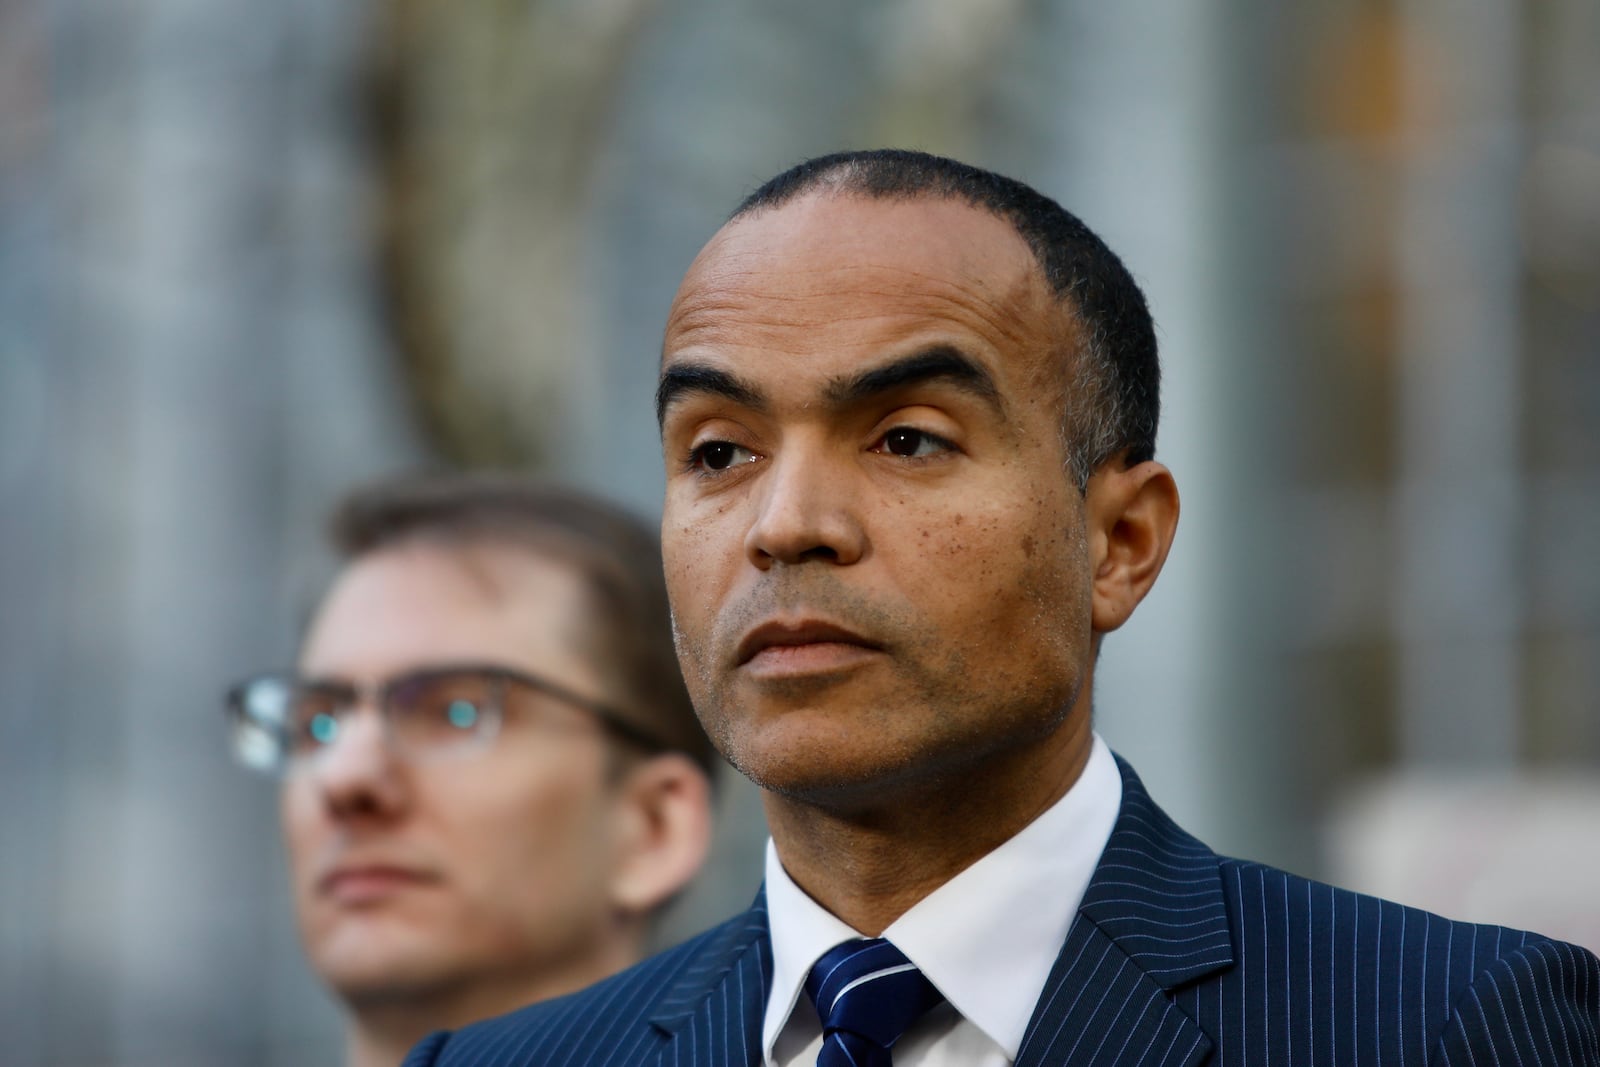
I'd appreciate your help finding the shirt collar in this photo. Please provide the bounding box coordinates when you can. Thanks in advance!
[762,734,1122,1062]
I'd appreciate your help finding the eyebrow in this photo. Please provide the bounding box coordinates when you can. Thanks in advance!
[656,364,765,427]
[824,345,1003,413]
[654,344,1005,428]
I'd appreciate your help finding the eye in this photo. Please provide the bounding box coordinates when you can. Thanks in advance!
[309,713,340,744]
[445,699,480,730]
[688,440,758,473]
[874,427,954,459]
[286,686,347,756]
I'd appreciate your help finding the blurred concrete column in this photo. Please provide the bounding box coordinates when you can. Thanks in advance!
[1392,0,1523,766]
[1,0,421,1063]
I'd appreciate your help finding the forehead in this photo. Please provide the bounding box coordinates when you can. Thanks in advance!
[299,542,594,679]
[663,192,1068,386]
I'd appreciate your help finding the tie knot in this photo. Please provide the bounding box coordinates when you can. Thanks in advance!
[805,939,945,1064]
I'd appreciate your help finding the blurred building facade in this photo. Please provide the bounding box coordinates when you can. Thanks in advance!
[1,0,1595,1063]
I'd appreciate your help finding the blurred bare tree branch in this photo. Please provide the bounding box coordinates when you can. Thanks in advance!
[368,0,655,467]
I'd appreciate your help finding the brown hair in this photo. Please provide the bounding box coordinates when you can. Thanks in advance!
[328,470,717,777]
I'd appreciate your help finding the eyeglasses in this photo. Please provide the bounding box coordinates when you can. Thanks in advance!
[224,663,667,776]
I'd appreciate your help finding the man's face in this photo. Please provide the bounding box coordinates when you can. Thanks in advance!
[658,192,1097,808]
[282,542,631,1007]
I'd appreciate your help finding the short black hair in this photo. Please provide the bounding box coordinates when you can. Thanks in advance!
[329,471,718,778]
[735,149,1159,488]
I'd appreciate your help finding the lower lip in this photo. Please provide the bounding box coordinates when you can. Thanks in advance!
[743,641,880,679]
[324,871,430,905]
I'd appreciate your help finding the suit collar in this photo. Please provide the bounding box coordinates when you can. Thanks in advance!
[1076,754,1235,988]
[1014,755,1230,1067]
[648,890,772,1064]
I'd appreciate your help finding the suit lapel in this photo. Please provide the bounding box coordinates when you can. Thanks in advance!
[1016,757,1233,1067]
[648,891,772,1067]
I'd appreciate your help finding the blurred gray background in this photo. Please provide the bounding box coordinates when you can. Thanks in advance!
[1,0,1597,1063]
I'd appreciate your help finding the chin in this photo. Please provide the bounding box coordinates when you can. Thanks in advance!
[311,920,462,1000]
[322,949,465,1007]
[727,722,938,809]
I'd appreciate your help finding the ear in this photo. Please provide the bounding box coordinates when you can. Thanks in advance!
[606,753,714,917]
[1083,459,1179,635]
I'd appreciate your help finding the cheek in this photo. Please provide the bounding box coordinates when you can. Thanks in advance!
[435,752,614,892]
[662,539,704,637]
[662,513,706,615]
[278,783,323,879]
[662,515,733,688]
[916,498,1087,641]
[279,785,339,950]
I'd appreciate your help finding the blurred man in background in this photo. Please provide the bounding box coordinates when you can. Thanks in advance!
[225,473,717,1067]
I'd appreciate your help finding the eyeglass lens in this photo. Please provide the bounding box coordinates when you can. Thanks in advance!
[382,670,502,753]
[236,668,505,771]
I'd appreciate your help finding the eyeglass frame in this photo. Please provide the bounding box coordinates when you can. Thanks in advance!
[224,661,670,776]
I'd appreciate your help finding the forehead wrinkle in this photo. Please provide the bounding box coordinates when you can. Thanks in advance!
[673,276,1044,359]
[809,258,1052,357]
[665,276,839,345]
[686,248,1034,304]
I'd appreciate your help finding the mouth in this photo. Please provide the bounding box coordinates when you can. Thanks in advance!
[735,619,884,675]
[318,864,438,905]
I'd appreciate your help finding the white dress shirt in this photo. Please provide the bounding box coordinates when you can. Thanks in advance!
[762,733,1122,1067]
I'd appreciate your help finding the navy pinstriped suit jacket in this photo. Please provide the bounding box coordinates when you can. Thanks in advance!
[403,757,1600,1066]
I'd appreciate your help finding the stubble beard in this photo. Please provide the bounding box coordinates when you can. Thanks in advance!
[676,578,1084,813]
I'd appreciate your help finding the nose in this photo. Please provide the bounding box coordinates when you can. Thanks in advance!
[744,446,866,569]
[309,706,407,820]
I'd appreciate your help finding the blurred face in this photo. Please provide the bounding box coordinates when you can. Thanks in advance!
[658,192,1097,809]
[283,542,633,1009]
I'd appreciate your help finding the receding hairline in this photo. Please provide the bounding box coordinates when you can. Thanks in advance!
[711,181,1044,279]
[665,183,1089,408]
[728,164,1067,295]
[671,183,1069,328]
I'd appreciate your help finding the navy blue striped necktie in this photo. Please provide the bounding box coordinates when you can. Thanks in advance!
[804,938,946,1067]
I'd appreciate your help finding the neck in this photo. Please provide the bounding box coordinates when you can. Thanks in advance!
[340,936,644,1067]
[347,1013,427,1067]
[764,711,1093,935]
